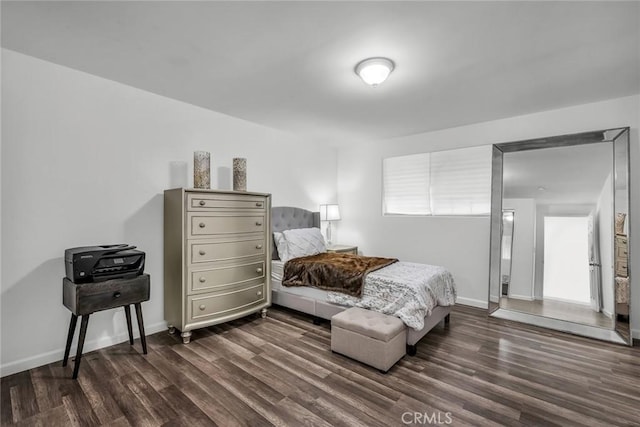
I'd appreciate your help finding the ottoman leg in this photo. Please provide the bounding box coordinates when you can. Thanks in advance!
[407,344,417,356]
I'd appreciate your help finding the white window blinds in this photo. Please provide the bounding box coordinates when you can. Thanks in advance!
[382,145,492,216]
[382,154,431,215]
[429,145,492,215]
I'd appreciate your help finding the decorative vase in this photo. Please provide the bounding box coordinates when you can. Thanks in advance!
[193,151,210,189]
[233,158,247,192]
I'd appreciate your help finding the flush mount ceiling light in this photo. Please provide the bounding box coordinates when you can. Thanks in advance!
[355,57,395,87]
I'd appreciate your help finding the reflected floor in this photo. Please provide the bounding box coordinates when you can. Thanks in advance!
[500,297,615,329]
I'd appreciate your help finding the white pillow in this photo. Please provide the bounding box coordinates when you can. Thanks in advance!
[277,227,326,262]
[273,231,290,262]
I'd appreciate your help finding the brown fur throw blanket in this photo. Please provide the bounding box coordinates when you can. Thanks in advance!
[282,252,398,297]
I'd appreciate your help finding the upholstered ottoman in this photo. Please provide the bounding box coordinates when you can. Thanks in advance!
[331,307,406,372]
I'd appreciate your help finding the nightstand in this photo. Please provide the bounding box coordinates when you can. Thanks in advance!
[62,274,150,379]
[326,244,358,255]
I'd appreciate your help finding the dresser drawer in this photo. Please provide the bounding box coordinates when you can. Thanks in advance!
[615,260,628,277]
[189,262,265,293]
[190,239,265,264]
[63,275,150,316]
[616,245,628,258]
[187,193,266,211]
[615,236,628,256]
[615,235,628,245]
[189,283,265,321]
[189,214,265,237]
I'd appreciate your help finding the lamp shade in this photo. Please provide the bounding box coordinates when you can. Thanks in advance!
[320,204,341,221]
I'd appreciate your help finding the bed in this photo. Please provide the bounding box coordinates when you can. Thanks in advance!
[271,206,456,355]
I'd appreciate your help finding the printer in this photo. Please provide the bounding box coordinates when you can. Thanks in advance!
[65,244,145,283]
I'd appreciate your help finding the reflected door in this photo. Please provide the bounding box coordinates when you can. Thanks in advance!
[542,216,591,304]
[587,213,603,312]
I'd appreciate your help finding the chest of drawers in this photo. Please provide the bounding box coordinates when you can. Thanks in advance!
[615,234,628,277]
[164,188,271,343]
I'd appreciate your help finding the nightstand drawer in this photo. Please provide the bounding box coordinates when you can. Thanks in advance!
[188,283,265,321]
[63,275,150,315]
[189,214,265,237]
[187,193,266,211]
[189,239,265,264]
[189,262,265,294]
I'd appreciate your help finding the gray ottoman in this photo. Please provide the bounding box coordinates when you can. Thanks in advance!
[331,307,406,372]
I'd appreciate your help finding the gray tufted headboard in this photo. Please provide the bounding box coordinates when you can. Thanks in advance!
[271,206,321,260]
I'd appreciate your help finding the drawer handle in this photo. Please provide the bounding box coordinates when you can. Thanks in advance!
[199,222,206,228]
[257,290,263,296]
[113,291,121,298]
[256,244,263,249]
[199,250,206,256]
[256,267,263,274]
[256,202,263,207]
[199,200,206,206]
[199,276,206,283]
[255,221,262,226]
[199,304,206,311]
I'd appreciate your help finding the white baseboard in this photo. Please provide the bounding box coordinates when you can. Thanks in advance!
[456,297,488,309]
[633,329,640,341]
[508,294,536,301]
[542,295,591,306]
[0,321,168,378]
[602,309,613,319]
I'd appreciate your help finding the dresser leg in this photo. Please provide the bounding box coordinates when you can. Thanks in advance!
[261,308,268,319]
[72,314,90,379]
[124,305,134,345]
[134,303,147,354]
[62,314,78,367]
[168,326,176,335]
[181,331,192,344]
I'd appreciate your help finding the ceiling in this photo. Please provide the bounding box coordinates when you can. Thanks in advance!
[503,142,613,205]
[2,1,639,142]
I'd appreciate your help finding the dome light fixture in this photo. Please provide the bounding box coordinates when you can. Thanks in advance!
[355,57,395,87]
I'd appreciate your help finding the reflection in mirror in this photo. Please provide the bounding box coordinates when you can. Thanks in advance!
[614,130,631,343]
[489,128,632,345]
[500,210,514,297]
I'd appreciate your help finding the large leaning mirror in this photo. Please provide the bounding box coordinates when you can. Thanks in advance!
[488,128,632,345]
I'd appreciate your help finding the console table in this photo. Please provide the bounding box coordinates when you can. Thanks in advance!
[62,274,150,379]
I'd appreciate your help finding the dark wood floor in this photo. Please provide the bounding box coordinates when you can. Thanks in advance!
[2,305,640,426]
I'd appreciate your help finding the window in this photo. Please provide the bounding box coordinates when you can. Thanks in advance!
[383,154,430,215]
[382,145,492,216]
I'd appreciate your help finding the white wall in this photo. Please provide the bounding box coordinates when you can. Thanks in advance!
[597,173,615,317]
[503,198,536,300]
[337,94,640,339]
[1,49,338,376]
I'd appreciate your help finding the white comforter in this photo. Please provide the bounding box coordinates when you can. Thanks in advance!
[327,262,457,330]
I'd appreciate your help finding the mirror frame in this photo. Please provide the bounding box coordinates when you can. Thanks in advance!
[488,127,632,345]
